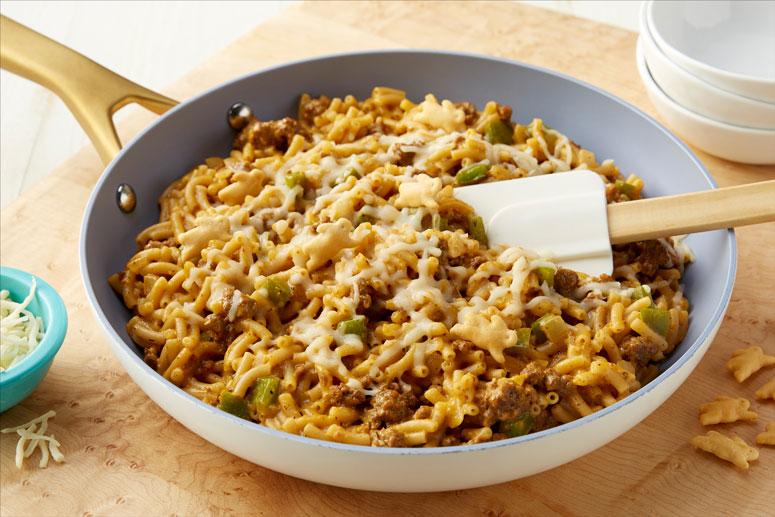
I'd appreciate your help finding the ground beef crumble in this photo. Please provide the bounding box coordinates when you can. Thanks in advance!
[620,336,660,367]
[325,384,366,408]
[479,378,535,427]
[455,101,478,126]
[553,268,579,298]
[234,117,301,151]
[365,387,418,428]
[299,95,330,125]
[371,428,406,447]
[613,239,678,277]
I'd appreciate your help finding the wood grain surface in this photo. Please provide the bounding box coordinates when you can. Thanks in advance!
[1,2,773,516]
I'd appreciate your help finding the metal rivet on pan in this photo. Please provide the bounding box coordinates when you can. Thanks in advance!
[227,101,253,130]
[116,183,137,213]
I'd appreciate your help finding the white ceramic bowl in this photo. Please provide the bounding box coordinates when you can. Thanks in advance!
[646,0,775,103]
[640,5,775,130]
[637,38,775,165]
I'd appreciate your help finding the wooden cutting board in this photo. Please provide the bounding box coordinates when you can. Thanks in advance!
[1,2,773,515]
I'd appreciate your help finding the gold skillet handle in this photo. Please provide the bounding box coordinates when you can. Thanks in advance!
[0,15,178,165]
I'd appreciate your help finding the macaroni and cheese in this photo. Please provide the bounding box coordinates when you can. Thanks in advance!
[110,88,691,447]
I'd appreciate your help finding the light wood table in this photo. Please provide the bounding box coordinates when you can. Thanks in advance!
[1,3,773,515]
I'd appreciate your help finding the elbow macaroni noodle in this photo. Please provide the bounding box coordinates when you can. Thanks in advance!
[111,88,692,447]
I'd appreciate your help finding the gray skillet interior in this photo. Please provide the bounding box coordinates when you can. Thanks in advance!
[82,50,735,383]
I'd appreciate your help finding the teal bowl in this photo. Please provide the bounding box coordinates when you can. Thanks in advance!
[0,266,67,412]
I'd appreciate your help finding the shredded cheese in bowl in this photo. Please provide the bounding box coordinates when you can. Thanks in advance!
[0,279,45,371]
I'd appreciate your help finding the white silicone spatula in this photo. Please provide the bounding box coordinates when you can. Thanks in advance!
[455,171,775,276]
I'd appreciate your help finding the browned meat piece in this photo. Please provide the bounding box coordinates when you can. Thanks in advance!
[224,292,258,321]
[202,313,234,344]
[194,359,222,382]
[612,248,634,268]
[480,378,535,426]
[530,409,557,432]
[456,101,478,125]
[356,280,376,312]
[637,240,674,276]
[496,103,513,122]
[394,148,416,166]
[439,238,486,269]
[371,428,406,447]
[143,347,159,369]
[325,384,366,408]
[446,252,487,269]
[544,369,573,396]
[202,290,258,345]
[355,280,390,321]
[613,240,677,276]
[621,336,660,367]
[366,387,417,428]
[520,361,545,385]
[202,313,226,337]
[553,268,579,298]
[299,95,330,125]
[234,117,300,151]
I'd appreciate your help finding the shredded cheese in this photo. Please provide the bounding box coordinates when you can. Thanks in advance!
[0,279,45,371]
[1,410,64,468]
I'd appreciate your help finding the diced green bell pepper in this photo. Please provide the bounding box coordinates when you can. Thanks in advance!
[499,412,534,437]
[640,307,669,337]
[531,318,546,343]
[485,120,514,145]
[218,391,250,420]
[285,170,306,189]
[266,276,291,307]
[516,327,532,349]
[249,376,281,409]
[338,316,367,339]
[532,314,569,343]
[456,163,489,186]
[615,179,636,197]
[631,285,651,301]
[536,266,555,288]
[468,215,488,246]
[432,213,449,231]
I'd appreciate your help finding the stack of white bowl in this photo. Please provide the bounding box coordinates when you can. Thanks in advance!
[637,1,775,164]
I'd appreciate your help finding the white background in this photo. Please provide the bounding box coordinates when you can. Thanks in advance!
[0,1,643,208]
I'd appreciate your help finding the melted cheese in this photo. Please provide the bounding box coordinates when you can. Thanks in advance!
[408,94,466,133]
[135,93,617,387]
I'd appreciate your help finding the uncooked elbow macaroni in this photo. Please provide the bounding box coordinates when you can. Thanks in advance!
[111,88,692,447]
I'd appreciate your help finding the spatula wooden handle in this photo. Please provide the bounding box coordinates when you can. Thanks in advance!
[607,180,775,244]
